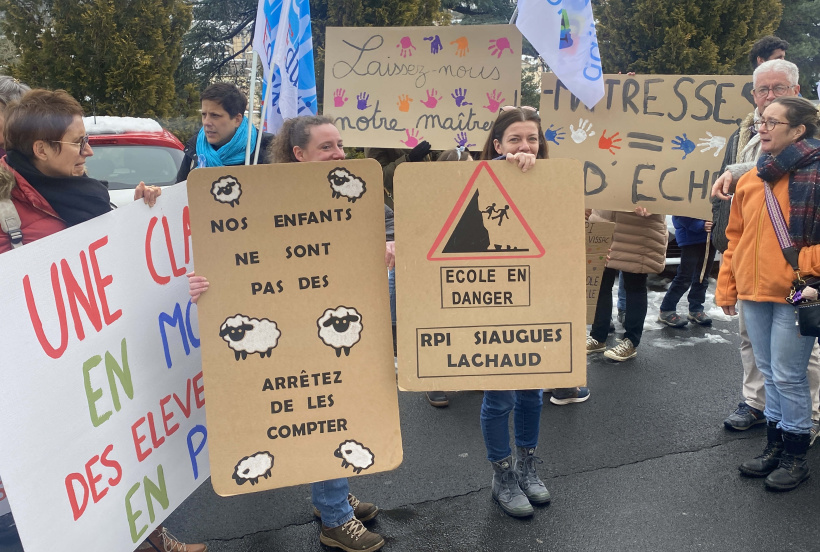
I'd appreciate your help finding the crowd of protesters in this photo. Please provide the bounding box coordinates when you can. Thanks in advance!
[2,32,820,552]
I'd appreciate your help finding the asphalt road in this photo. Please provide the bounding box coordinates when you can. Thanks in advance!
[156,311,820,552]
[5,303,819,551]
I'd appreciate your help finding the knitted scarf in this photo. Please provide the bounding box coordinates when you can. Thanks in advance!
[5,149,111,226]
[757,138,820,249]
[195,116,257,168]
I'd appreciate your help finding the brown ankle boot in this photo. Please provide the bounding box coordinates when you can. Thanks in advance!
[136,526,208,552]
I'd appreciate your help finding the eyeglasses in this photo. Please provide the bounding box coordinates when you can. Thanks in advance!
[751,84,795,98]
[753,118,792,131]
[51,134,90,152]
[499,105,538,113]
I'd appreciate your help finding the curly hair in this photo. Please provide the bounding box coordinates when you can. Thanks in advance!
[268,115,337,163]
[749,36,789,71]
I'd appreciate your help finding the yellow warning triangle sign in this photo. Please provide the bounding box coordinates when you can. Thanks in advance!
[427,161,545,261]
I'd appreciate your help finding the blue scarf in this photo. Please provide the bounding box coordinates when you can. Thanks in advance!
[196,117,258,168]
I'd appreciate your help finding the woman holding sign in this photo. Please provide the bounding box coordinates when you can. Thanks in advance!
[189,115,384,552]
[0,90,204,552]
[716,97,820,491]
[476,106,589,518]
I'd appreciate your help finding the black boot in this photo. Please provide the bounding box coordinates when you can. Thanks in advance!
[765,431,811,491]
[739,421,783,477]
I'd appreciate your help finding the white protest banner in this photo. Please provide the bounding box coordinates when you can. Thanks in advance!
[0,480,10,517]
[0,184,208,551]
[540,73,754,219]
[324,25,522,150]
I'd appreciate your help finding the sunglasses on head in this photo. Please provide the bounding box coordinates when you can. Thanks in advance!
[499,105,538,114]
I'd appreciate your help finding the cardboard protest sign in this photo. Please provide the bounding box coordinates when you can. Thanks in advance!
[540,73,755,219]
[324,25,522,150]
[585,221,615,323]
[0,185,208,552]
[394,159,587,391]
[186,160,402,495]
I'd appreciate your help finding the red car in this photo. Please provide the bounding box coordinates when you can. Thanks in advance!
[83,117,185,207]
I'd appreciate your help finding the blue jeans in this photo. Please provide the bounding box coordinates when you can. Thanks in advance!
[311,478,353,528]
[742,300,814,434]
[481,390,543,462]
[591,268,648,346]
[617,272,626,312]
[659,242,716,313]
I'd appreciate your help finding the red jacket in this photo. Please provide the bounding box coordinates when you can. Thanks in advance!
[0,156,67,253]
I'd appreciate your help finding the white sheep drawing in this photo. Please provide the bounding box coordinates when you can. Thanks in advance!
[317,306,362,357]
[220,314,281,360]
[210,175,242,207]
[327,168,366,203]
[334,440,374,474]
[233,451,274,485]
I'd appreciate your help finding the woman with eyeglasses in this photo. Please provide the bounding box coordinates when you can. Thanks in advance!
[716,96,820,491]
[0,89,163,251]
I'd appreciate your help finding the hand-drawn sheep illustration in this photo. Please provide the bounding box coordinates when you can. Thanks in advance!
[210,175,242,207]
[317,306,363,357]
[220,314,281,360]
[334,440,374,474]
[326,168,366,203]
[232,451,274,485]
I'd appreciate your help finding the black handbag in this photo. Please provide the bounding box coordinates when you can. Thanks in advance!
[762,183,820,337]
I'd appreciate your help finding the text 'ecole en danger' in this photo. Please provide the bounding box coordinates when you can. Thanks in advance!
[427,162,545,262]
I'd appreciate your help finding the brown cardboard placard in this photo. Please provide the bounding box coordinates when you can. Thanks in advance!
[540,73,755,219]
[394,159,587,391]
[323,25,522,150]
[585,221,614,323]
[186,160,402,495]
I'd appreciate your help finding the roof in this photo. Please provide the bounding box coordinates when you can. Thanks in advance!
[83,116,164,135]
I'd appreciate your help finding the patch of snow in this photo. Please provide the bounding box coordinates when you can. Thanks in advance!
[83,116,163,135]
[648,333,732,349]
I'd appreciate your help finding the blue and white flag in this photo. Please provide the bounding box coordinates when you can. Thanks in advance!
[516,0,604,109]
[252,0,317,133]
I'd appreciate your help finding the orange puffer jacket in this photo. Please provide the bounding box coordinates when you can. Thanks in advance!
[716,170,820,306]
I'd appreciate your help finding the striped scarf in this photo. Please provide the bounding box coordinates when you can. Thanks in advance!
[757,138,820,249]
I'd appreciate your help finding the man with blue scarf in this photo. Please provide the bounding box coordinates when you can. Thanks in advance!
[176,83,273,183]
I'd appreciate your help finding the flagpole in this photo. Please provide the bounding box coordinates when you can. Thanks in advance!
[246,50,259,165]
[254,64,274,165]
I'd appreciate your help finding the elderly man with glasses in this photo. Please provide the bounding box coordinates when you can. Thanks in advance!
[711,59,820,445]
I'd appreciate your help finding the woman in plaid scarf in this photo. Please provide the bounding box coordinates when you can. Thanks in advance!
[716,96,820,492]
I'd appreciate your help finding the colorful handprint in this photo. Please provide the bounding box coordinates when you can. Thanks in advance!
[420,89,442,108]
[488,37,513,58]
[451,88,472,107]
[397,94,413,112]
[671,134,696,160]
[598,130,621,155]
[454,132,476,149]
[424,35,443,54]
[450,36,469,57]
[483,89,506,113]
[401,128,424,148]
[543,124,566,145]
[333,88,348,108]
[570,119,595,143]
[397,37,416,58]
[697,132,727,157]
[356,92,371,111]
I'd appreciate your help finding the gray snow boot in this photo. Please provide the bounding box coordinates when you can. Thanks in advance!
[491,456,534,517]
[514,446,551,504]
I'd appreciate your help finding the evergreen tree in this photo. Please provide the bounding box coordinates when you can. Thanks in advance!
[0,0,191,117]
[776,0,820,99]
[594,0,783,74]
